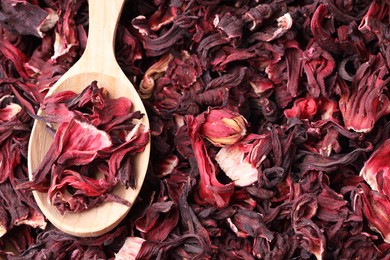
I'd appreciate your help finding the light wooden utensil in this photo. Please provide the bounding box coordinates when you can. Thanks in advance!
[28,0,150,237]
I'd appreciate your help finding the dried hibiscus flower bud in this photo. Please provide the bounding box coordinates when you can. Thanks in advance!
[360,139,390,199]
[200,108,247,147]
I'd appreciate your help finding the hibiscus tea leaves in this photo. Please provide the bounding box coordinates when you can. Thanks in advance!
[3,0,390,259]
[20,81,149,214]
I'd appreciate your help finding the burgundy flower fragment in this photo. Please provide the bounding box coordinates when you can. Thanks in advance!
[294,219,326,260]
[0,207,6,237]
[136,234,207,259]
[0,96,24,184]
[339,53,390,133]
[359,184,390,243]
[186,115,234,208]
[360,139,390,199]
[285,40,303,97]
[0,181,46,238]
[310,4,340,55]
[243,2,288,31]
[302,41,336,98]
[135,200,179,241]
[0,95,22,122]
[50,0,82,62]
[215,133,272,187]
[284,96,339,123]
[0,0,58,38]
[0,226,35,257]
[247,13,293,42]
[115,237,145,260]
[213,12,244,39]
[21,118,111,192]
[316,185,349,223]
[284,96,317,120]
[20,81,149,213]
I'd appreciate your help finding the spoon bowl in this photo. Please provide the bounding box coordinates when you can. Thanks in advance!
[28,0,150,237]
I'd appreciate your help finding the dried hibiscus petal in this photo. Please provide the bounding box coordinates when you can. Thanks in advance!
[359,184,390,243]
[360,139,390,199]
[284,96,318,120]
[186,115,234,208]
[302,41,336,98]
[215,133,272,187]
[0,0,58,38]
[339,53,390,133]
[115,237,145,260]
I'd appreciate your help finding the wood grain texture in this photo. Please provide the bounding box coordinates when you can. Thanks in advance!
[27,0,150,237]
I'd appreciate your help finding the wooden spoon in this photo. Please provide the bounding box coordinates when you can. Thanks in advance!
[28,0,150,237]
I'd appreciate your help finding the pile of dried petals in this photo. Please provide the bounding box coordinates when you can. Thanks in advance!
[1,0,390,259]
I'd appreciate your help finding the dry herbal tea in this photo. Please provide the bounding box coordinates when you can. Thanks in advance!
[1,0,390,259]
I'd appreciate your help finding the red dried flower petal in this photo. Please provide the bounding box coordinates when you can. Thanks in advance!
[360,139,390,199]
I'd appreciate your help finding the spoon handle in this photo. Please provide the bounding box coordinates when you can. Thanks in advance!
[82,0,125,71]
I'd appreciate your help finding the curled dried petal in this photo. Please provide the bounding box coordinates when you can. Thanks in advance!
[359,184,390,243]
[139,53,174,99]
[360,139,390,199]
[339,54,390,133]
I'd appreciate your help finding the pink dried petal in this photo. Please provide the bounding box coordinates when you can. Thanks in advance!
[318,128,341,156]
[116,237,145,260]
[284,96,317,120]
[0,96,22,122]
[56,119,112,165]
[214,12,243,39]
[48,169,111,202]
[216,134,272,187]
[51,0,79,61]
[291,194,318,224]
[285,40,303,97]
[216,144,258,187]
[148,5,177,31]
[0,206,7,237]
[210,46,256,72]
[249,74,274,95]
[316,97,339,121]
[310,4,339,55]
[360,139,390,199]
[167,51,202,88]
[249,13,293,42]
